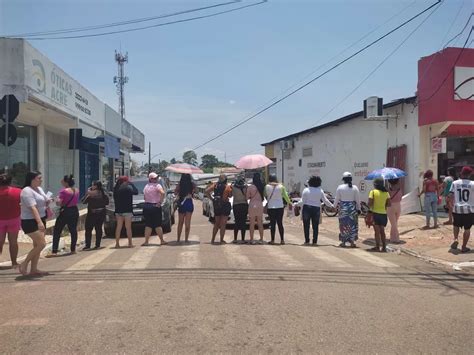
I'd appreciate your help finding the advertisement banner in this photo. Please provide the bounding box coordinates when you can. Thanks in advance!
[431,137,446,154]
[23,42,105,128]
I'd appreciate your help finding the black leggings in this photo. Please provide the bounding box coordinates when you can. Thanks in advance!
[85,211,106,248]
[268,208,284,242]
[53,206,79,253]
[233,204,248,240]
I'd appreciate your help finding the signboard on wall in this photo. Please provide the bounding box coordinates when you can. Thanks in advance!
[431,137,446,154]
[24,42,105,128]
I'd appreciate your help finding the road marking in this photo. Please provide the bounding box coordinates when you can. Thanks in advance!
[285,233,351,267]
[1,318,49,326]
[343,249,399,268]
[121,247,157,270]
[261,245,304,267]
[317,236,399,268]
[222,245,253,268]
[64,247,115,272]
[176,244,201,269]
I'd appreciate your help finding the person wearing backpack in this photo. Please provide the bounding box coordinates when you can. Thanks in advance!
[206,174,232,244]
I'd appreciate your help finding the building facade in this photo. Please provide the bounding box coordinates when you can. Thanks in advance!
[261,47,474,201]
[0,38,145,194]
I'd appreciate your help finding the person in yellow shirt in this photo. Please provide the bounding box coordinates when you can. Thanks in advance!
[368,178,391,252]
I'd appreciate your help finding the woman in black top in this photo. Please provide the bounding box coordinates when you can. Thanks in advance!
[82,181,109,250]
[113,176,138,248]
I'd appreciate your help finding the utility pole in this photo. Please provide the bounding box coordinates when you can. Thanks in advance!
[148,141,151,174]
[114,50,128,121]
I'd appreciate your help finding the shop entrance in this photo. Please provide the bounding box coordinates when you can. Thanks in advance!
[438,136,474,177]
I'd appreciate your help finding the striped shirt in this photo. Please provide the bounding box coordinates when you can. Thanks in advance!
[449,179,474,214]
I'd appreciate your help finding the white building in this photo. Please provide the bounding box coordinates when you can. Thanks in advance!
[0,38,145,194]
[262,47,474,201]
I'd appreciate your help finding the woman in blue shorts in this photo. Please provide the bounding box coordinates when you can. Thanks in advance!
[175,174,196,243]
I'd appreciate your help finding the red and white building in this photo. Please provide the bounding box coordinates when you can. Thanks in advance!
[262,47,474,200]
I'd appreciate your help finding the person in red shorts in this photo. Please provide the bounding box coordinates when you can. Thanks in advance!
[0,174,22,267]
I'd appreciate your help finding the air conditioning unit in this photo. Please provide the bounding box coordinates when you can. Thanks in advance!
[364,96,383,118]
[281,140,294,150]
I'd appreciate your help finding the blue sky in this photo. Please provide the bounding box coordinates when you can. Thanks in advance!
[1,0,471,164]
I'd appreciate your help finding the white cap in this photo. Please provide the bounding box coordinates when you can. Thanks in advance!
[148,172,158,179]
[342,171,352,178]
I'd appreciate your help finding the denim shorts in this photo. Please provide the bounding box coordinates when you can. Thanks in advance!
[115,212,133,218]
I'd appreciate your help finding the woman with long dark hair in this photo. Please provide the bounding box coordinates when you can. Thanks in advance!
[247,172,265,244]
[368,178,391,252]
[334,172,361,248]
[206,174,232,244]
[231,176,248,243]
[419,169,439,229]
[265,174,292,245]
[113,176,138,248]
[82,180,109,250]
[19,171,49,276]
[175,173,196,243]
[51,174,79,255]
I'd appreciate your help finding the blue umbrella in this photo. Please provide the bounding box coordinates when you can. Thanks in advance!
[365,167,407,180]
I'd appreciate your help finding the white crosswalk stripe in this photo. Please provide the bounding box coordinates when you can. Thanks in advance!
[64,247,115,272]
[176,244,201,269]
[261,245,304,267]
[317,235,399,268]
[222,245,253,268]
[285,233,351,268]
[121,247,157,270]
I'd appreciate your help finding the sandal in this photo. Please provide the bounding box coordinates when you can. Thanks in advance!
[368,247,380,252]
[461,247,471,253]
[338,243,346,248]
[450,241,459,250]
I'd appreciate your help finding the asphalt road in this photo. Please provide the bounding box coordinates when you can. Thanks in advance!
[1,204,473,354]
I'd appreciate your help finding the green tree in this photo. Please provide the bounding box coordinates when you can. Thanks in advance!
[200,154,219,169]
[157,160,169,173]
[170,158,177,164]
[182,150,198,166]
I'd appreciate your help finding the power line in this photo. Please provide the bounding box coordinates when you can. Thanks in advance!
[316,0,444,124]
[4,1,240,38]
[417,25,473,104]
[202,0,417,146]
[192,0,442,151]
[20,1,267,40]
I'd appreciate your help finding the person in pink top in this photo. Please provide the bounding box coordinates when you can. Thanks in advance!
[246,172,265,244]
[142,172,167,246]
[387,178,403,243]
[51,175,79,255]
[0,174,22,267]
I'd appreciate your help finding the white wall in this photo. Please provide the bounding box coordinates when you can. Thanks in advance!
[274,101,421,201]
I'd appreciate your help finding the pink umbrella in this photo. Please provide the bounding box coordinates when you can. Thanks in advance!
[235,154,273,169]
[165,163,203,174]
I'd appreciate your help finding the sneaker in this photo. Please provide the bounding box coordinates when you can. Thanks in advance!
[450,241,459,250]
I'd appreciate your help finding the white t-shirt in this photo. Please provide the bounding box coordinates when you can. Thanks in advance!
[20,186,48,219]
[301,187,334,208]
[265,184,285,209]
[450,179,474,214]
[334,184,361,210]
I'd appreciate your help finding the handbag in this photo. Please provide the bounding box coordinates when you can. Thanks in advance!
[263,185,276,214]
[59,189,76,215]
[364,211,374,228]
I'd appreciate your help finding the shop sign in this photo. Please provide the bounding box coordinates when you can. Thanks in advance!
[431,137,446,154]
[24,43,105,127]
[307,162,326,168]
[354,161,370,177]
